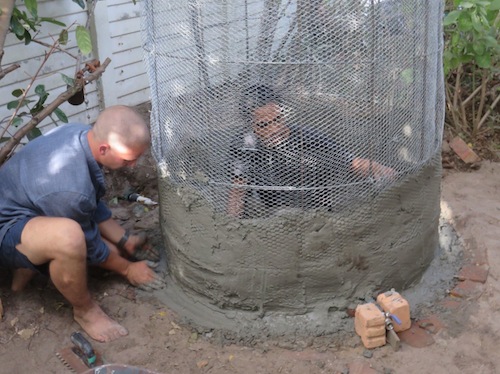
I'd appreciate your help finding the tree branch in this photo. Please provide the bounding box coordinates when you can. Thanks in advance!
[0,58,111,165]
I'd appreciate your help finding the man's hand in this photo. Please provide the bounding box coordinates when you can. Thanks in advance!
[124,232,161,262]
[352,157,396,181]
[124,260,166,291]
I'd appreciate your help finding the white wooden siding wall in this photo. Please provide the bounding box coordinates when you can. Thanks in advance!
[95,0,150,107]
[0,0,149,141]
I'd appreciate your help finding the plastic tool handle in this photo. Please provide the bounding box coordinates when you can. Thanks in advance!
[389,313,402,325]
[70,332,96,367]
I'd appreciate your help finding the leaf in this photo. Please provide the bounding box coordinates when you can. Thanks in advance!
[472,42,485,56]
[59,29,68,45]
[443,10,461,25]
[72,0,86,9]
[27,128,42,141]
[7,100,19,110]
[460,2,474,9]
[35,85,46,96]
[476,53,491,68]
[61,73,75,86]
[39,17,66,27]
[457,16,473,31]
[10,16,25,37]
[488,0,500,10]
[76,26,92,55]
[12,89,24,98]
[23,30,32,45]
[471,13,483,32]
[12,117,23,127]
[24,0,38,18]
[54,108,69,123]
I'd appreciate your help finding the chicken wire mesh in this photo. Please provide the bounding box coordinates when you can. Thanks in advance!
[141,0,444,330]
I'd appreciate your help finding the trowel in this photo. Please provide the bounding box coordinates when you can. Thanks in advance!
[56,332,103,373]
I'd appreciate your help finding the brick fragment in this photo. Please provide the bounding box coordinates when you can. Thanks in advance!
[463,238,488,265]
[457,264,489,283]
[348,362,378,374]
[449,279,484,299]
[449,136,481,163]
[440,298,462,310]
[398,322,435,348]
[416,315,445,334]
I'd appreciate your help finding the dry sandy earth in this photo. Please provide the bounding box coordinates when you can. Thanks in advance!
[0,150,499,374]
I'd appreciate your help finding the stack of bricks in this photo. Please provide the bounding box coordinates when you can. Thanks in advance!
[354,290,411,349]
[354,303,387,349]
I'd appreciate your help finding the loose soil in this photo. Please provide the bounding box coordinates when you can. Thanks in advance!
[1,105,499,374]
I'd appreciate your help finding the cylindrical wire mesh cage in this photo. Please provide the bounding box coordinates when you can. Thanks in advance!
[142,0,444,333]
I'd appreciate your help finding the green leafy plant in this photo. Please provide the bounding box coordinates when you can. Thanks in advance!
[0,0,111,165]
[443,0,500,143]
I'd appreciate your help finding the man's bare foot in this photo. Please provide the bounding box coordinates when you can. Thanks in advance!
[11,268,36,292]
[73,301,128,342]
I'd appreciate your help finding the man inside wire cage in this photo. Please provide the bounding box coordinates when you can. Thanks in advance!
[227,85,394,218]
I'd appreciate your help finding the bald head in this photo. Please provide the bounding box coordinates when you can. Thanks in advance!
[88,105,151,169]
[93,105,150,151]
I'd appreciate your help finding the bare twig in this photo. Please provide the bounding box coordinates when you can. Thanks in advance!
[477,91,500,130]
[0,42,60,140]
[452,66,462,109]
[474,71,488,133]
[445,80,465,134]
[0,51,21,80]
[30,39,79,60]
[0,58,111,164]
[461,84,482,107]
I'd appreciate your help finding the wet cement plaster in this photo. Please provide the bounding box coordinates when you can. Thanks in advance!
[153,158,452,339]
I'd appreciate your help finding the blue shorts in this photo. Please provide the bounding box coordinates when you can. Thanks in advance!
[0,217,48,274]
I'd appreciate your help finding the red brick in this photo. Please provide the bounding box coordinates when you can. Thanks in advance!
[449,136,481,163]
[463,238,488,265]
[440,298,462,310]
[348,362,378,374]
[449,279,484,299]
[398,322,435,348]
[416,315,445,334]
[457,264,489,283]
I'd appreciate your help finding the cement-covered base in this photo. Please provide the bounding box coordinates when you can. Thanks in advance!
[151,213,462,341]
[153,157,452,338]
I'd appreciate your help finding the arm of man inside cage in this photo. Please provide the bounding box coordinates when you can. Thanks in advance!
[227,175,247,218]
[351,158,396,181]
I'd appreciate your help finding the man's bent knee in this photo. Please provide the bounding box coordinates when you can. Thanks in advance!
[18,217,86,265]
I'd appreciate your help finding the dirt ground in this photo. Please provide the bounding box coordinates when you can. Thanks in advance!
[1,118,499,373]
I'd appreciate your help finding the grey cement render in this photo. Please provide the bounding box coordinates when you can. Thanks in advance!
[151,157,454,339]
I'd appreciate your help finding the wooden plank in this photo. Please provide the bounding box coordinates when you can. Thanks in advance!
[112,47,144,69]
[106,0,137,7]
[107,2,142,23]
[111,31,142,54]
[115,73,150,94]
[109,17,141,39]
[117,87,151,107]
[90,0,119,107]
[115,60,147,82]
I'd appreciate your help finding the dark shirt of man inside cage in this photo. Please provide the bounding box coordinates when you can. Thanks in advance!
[227,85,395,218]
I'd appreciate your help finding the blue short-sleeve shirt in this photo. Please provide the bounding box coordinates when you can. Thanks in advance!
[0,124,111,265]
